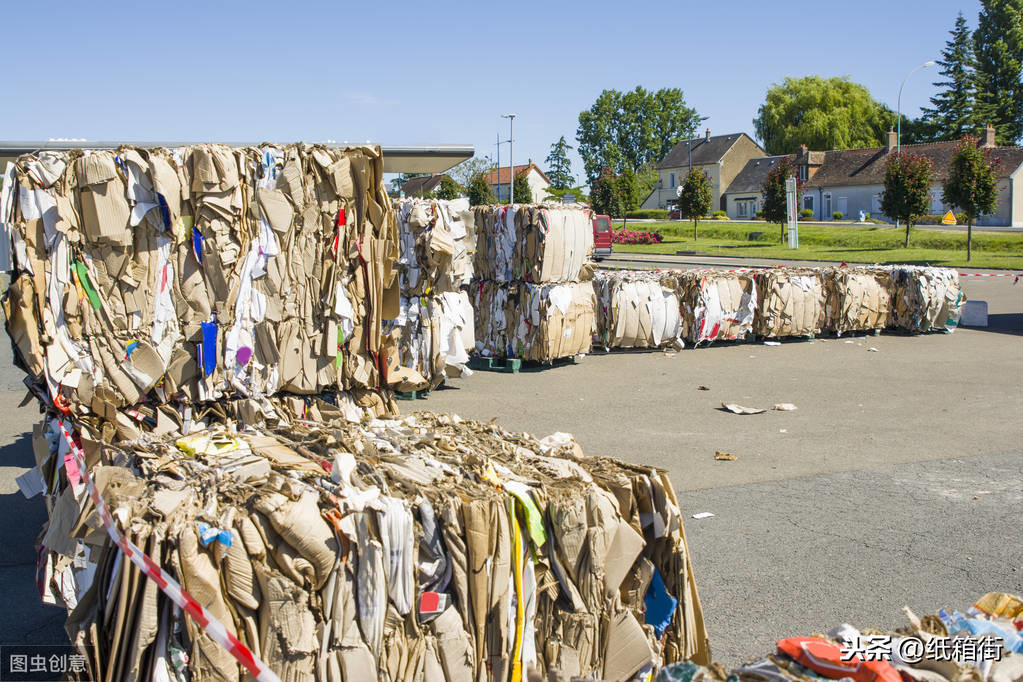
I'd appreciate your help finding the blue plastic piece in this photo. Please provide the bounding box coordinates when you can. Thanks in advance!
[645,567,678,638]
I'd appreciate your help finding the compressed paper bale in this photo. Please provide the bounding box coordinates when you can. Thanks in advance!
[753,268,827,338]
[593,271,683,349]
[383,290,474,389]
[473,203,593,283]
[394,197,476,295]
[473,280,596,361]
[673,270,758,343]
[0,143,401,420]
[823,266,894,334]
[890,265,964,332]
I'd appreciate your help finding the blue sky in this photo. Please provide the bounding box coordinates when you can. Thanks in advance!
[1,0,983,183]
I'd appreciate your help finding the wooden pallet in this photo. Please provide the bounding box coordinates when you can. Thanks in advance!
[395,389,431,401]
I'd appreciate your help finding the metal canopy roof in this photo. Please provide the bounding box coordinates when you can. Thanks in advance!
[0,141,474,174]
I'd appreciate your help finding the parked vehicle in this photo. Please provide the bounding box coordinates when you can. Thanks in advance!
[592,213,613,258]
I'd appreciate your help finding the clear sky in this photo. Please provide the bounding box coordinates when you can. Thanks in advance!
[1,0,983,183]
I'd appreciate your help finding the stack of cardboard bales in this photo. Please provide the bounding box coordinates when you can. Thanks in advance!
[671,270,758,345]
[890,265,964,332]
[592,270,683,349]
[386,198,476,390]
[472,205,596,362]
[753,268,828,338]
[823,266,894,335]
[0,143,402,428]
[1,149,711,681]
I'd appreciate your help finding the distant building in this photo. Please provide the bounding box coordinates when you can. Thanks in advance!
[486,162,552,203]
[725,124,1023,226]
[641,131,766,212]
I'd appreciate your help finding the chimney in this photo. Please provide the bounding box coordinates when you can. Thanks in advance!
[886,128,897,152]
[983,124,997,148]
[798,144,808,158]
[705,128,711,141]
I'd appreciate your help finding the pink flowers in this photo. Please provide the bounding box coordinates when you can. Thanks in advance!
[612,229,664,245]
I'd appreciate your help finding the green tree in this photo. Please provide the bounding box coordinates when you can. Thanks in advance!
[615,167,640,214]
[675,168,713,239]
[545,136,575,190]
[449,155,495,187]
[434,176,462,200]
[943,136,1001,260]
[974,0,1023,144]
[881,153,935,247]
[589,167,622,218]
[467,171,496,206]
[576,86,700,182]
[921,13,980,141]
[761,156,801,242]
[513,173,532,203]
[753,76,893,155]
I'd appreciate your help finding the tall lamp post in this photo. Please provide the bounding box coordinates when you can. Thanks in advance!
[894,61,935,231]
[502,114,515,203]
[683,116,709,221]
[897,61,936,153]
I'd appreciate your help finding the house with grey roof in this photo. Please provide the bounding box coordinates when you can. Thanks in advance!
[640,131,766,212]
[726,124,1023,225]
[401,173,453,197]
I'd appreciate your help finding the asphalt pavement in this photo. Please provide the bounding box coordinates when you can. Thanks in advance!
[0,264,1020,665]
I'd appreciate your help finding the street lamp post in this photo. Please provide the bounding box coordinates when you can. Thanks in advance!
[684,116,709,221]
[502,114,515,203]
[894,61,935,231]
[897,61,936,153]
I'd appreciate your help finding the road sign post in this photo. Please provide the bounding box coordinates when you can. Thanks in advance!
[785,176,799,249]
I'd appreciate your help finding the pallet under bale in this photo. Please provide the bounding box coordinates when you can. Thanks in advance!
[33,405,710,682]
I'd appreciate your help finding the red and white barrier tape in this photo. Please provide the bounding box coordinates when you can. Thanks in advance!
[959,272,1021,277]
[56,419,282,682]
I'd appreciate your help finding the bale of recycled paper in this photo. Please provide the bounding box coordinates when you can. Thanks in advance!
[473,204,593,283]
[0,143,402,423]
[473,279,596,361]
[671,270,758,344]
[394,197,476,296]
[35,407,710,682]
[753,269,827,338]
[383,291,475,390]
[889,265,964,332]
[823,266,894,334]
[592,270,683,349]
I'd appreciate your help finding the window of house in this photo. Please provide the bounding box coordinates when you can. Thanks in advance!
[737,201,747,218]
[669,173,676,188]
[803,196,814,211]
[798,165,808,181]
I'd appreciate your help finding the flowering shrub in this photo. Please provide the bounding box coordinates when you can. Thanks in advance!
[612,229,664,245]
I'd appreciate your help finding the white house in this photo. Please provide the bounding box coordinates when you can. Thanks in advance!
[486,162,552,203]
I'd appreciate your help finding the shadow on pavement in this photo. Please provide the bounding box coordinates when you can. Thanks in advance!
[962,312,1023,336]
[0,431,68,643]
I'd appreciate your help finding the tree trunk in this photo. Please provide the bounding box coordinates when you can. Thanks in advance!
[694,218,699,241]
[780,222,784,243]
[967,220,973,262]
[904,219,911,248]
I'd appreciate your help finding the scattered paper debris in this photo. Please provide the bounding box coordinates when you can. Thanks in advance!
[714,451,738,461]
[692,512,715,520]
[722,403,766,415]
[764,341,781,346]
[773,403,798,411]
[697,385,710,391]
[867,347,879,352]
[15,469,44,499]
[779,429,788,433]
[845,340,855,344]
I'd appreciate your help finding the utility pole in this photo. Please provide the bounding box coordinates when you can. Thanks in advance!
[502,114,515,203]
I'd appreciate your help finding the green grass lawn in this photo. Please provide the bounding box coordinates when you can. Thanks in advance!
[611,220,1023,270]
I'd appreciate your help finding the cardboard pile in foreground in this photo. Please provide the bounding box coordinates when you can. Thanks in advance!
[32,407,709,681]
[471,204,596,362]
[388,199,476,389]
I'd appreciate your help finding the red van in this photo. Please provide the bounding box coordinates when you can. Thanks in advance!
[592,214,613,259]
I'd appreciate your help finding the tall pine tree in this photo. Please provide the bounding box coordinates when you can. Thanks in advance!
[974,0,1023,144]
[921,13,979,141]
[545,137,575,190]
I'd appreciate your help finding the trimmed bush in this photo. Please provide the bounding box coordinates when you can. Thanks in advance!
[914,212,968,225]
[832,211,844,220]
[611,228,664,245]
[712,210,727,218]
[799,208,814,219]
[625,209,669,219]
[755,210,764,219]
